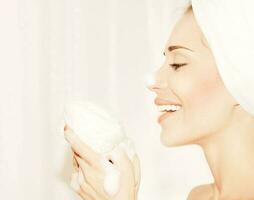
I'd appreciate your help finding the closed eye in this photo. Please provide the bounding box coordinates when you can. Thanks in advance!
[169,63,187,71]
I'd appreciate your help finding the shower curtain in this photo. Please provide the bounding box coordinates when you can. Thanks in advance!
[0,0,213,199]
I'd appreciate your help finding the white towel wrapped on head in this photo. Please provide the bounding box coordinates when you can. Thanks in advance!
[189,0,254,117]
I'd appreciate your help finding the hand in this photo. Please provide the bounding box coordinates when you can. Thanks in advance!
[64,125,141,200]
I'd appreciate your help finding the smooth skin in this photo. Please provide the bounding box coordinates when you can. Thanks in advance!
[64,125,140,200]
[147,5,254,200]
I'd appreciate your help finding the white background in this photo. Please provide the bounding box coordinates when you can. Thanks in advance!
[0,0,213,199]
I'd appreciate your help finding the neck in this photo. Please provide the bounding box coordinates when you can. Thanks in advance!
[199,113,254,199]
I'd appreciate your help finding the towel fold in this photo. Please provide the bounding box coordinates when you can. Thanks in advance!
[189,0,254,116]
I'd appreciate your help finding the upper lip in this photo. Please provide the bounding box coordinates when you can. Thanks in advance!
[154,98,182,106]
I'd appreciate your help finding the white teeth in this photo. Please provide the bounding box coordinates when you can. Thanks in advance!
[157,105,181,112]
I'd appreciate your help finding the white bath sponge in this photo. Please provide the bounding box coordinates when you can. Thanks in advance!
[64,99,136,196]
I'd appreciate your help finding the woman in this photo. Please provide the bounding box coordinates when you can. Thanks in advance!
[65,1,254,199]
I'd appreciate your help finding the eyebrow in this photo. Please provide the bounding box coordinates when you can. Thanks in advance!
[163,45,194,56]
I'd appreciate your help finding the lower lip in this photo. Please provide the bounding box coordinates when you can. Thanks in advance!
[157,110,179,123]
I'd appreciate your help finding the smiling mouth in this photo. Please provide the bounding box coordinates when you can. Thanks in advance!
[157,110,179,123]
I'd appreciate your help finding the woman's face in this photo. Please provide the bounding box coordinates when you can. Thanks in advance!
[148,8,238,147]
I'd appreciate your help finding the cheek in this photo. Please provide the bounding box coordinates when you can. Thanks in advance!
[182,69,223,110]
[178,68,230,135]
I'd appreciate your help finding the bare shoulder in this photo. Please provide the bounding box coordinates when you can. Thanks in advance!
[187,183,214,200]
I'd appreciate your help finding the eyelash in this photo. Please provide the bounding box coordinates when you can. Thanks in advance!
[169,63,187,71]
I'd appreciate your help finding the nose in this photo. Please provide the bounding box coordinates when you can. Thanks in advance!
[145,68,168,92]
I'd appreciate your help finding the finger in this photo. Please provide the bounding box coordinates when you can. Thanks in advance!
[64,124,68,131]
[64,125,100,166]
[107,146,136,187]
[73,153,79,171]
[132,154,141,190]
[78,180,99,200]
[73,168,93,200]
[70,172,80,192]
[78,167,86,186]
[75,156,106,198]
[77,189,94,200]
[72,168,90,199]
[70,155,80,191]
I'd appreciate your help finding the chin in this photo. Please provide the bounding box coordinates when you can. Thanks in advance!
[160,129,196,147]
[160,130,183,147]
